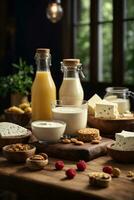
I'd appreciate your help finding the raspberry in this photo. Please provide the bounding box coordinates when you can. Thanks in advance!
[55,160,64,170]
[103,166,113,174]
[76,160,87,171]
[66,168,76,179]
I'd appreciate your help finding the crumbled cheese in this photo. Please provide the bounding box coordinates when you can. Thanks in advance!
[0,122,28,138]
[88,94,102,115]
[113,130,134,151]
[95,100,119,119]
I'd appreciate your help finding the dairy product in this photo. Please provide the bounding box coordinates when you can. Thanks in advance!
[59,78,84,105]
[32,121,64,128]
[104,95,130,114]
[31,120,66,142]
[111,98,130,114]
[0,122,28,138]
[52,106,87,135]
[104,95,117,101]
[95,100,119,119]
[113,130,134,151]
[104,86,130,114]
[88,94,103,115]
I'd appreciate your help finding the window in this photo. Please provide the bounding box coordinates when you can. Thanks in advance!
[124,0,134,84]
[72,0,134,85]
[73,0,90,80]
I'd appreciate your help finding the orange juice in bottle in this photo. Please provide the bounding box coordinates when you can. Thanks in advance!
[31,48,56,121]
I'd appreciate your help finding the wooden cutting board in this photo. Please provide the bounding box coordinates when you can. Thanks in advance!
[32,137,113,161]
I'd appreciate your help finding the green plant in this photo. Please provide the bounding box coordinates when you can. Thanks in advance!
[0,58,34,97]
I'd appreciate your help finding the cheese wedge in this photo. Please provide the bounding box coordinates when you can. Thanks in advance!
[0,122,28,138]
[88,94,102,115]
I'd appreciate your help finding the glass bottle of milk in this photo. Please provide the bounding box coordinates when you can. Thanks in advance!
[59,59,84,105]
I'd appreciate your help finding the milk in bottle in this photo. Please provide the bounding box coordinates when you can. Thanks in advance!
[59,59,84,105]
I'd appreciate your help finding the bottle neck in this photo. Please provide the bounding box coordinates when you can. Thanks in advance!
[63,68,79,79]
[62,68,79,78]
[36,56,51,71]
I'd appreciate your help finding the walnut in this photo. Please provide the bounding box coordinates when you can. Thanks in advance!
[127,171,134,177]
[88,172,111,188]
[39,153,48,160]
[8,143,31,152]
[112,168,121,177]
[26,153,49,170]
[30,155,45,160]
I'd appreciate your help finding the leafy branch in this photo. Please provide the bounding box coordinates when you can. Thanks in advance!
[0,58,34,97]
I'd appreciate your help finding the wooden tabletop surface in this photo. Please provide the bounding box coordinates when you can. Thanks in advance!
[0,155,134,200]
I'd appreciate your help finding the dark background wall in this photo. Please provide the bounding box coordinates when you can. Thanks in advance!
[0,0,64,112]
[0,0,63,82]
[15,0,63,81]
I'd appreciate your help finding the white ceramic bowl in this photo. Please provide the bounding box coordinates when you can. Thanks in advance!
[31,120,66,142]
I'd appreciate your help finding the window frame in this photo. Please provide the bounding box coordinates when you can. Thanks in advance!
[84,0,125,85]
[62,0,134,87]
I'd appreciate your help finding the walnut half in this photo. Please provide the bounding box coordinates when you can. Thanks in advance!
[26,152,48,170]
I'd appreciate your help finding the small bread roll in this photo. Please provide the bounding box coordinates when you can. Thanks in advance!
[19,102,30,110]
[7,106,24,114]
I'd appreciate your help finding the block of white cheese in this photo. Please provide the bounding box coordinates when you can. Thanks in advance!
[104,97,130,114]
[113,130,134,151]
[95,100,119,119]
[0,122,28,138]
[88,94,103,115]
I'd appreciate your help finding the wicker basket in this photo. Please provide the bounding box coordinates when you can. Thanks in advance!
[4,110,31,127]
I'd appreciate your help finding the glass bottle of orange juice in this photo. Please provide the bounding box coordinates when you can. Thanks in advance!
[31,48,56,121]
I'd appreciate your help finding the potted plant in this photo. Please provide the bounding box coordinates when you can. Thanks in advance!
[0,58,34,105]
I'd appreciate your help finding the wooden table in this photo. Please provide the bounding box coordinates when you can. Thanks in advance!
[0,155,134,200]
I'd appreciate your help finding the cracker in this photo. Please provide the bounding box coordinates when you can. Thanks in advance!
[76,128,100,142]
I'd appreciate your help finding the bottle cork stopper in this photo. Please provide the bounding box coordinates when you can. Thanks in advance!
[36,48,50,54]
[36,48,50,58]
[63,59,80,67]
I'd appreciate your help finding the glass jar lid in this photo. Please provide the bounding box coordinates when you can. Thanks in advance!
[106,87,129,93]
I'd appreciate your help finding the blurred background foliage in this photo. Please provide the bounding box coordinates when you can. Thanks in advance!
[74,0,134,84]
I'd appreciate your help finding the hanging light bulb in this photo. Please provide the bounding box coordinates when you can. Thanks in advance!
[46,0,63,23]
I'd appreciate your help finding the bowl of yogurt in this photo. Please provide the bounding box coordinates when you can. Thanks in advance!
[52,100,88,136]
[31,120,66,142]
